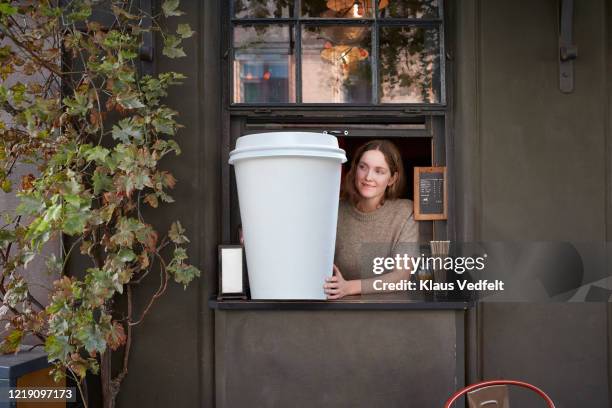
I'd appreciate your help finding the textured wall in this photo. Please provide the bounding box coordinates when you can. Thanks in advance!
[452,0,610,406]
[0,36,59,335]
[115,1,220,407]
[215,310,462,408]
[108,0,612,406]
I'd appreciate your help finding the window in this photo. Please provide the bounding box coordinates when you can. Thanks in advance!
[228,119,441,245]
[229,0,444,105]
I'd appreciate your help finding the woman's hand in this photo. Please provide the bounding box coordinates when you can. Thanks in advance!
[324,265,361,300]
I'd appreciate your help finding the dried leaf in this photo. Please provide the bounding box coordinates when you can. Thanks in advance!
[169,221,189,244]
[162,0,184,17]
[106,321,127,351]
[161,171,177,189]
[177,24,194,39]
[20,174,35,190]
[144,193,158,208]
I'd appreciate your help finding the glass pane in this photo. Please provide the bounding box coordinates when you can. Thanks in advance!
[302,0,373,18]
[378,0,439,19]
[302,26,372,103]
[379,26,441,103]
[233,0,294,18]
[233,25,296,103]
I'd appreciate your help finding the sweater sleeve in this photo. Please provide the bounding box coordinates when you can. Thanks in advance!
[393,209,420,258]
[360,204,420,294]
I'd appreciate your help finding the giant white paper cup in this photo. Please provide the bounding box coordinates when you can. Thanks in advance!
[229,132,347,299]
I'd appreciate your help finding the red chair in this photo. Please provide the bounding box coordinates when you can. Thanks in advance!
[444,380,555,408]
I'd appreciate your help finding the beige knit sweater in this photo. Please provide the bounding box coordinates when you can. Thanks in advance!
[334,199,420,294]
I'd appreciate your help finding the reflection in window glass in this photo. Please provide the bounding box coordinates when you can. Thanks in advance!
[378,0,438,19]
[302,0,373,18]
[379,26,440,103]
[301,26,372,103]
[233,0,294,19]
[233,25,296,103]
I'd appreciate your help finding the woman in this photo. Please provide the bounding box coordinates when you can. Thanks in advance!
[324,139,419,299]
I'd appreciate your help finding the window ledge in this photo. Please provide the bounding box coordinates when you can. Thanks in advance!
[209,294,472,311]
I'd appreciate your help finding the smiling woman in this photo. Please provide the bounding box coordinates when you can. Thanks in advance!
[324,139,420,299]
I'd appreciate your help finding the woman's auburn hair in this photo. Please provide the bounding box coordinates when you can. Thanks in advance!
[341,139,406,206]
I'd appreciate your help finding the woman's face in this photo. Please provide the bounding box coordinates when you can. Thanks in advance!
[354,149,397,203]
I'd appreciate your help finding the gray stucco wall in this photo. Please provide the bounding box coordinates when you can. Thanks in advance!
[0,37,59,337]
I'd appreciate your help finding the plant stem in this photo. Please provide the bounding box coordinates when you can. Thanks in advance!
[101,350,113,408]
[68,368,88,408]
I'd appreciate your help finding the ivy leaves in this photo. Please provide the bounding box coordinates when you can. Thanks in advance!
[163,35,187,58]
[0,3,18,16]
[0,330,23,354]
[177,24,194,39]
[110,217,143,247]
[162,1,194,59]
[15,194,46,216]
[115,92,145,110]
[167,222,199,288]
[162,0,184,17]
[168,247,200,288]
[111,118,143,144]
[45,335,73,362]
[64,92,93,117]
[169,221,189,244]
[0,0,201,391]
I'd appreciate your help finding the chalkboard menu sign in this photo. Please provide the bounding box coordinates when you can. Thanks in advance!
[414,167,447,220]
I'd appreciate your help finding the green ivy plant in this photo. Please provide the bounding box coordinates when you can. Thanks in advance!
[0,1,199,407]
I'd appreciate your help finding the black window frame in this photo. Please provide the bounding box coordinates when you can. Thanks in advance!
[225,0,447,109]
[222,115,453,245]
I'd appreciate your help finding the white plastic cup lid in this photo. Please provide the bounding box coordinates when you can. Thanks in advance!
[229,132,347,164]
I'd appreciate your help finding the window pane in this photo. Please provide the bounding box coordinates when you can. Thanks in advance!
[379,26,440,103]
[302,26,372,103]
[233,0,294,18]
[378,0,439,19]
[302,0,373,18]
[233,25,296,103]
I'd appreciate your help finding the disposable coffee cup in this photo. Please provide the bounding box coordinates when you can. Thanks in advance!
[229,132,347,299]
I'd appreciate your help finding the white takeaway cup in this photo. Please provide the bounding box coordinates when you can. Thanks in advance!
[229,132,347,299]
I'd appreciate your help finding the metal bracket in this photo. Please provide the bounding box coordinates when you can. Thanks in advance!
[559,0,577,93]
[323,130,349,136]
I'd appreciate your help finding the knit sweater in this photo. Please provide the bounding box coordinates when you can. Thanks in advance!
[334,199,420,294]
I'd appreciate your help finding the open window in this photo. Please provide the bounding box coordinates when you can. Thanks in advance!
[221,0,452,258]
[224,116,450,247]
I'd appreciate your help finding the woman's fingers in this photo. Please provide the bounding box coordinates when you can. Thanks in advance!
[325,266,346,299]
[324,282,339,290]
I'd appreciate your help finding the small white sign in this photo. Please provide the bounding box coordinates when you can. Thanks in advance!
[221,247,243,293]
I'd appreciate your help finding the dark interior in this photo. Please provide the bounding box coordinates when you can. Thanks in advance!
[338,136,432,201]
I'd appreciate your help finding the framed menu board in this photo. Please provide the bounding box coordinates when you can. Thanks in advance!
[414,167,447,221]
